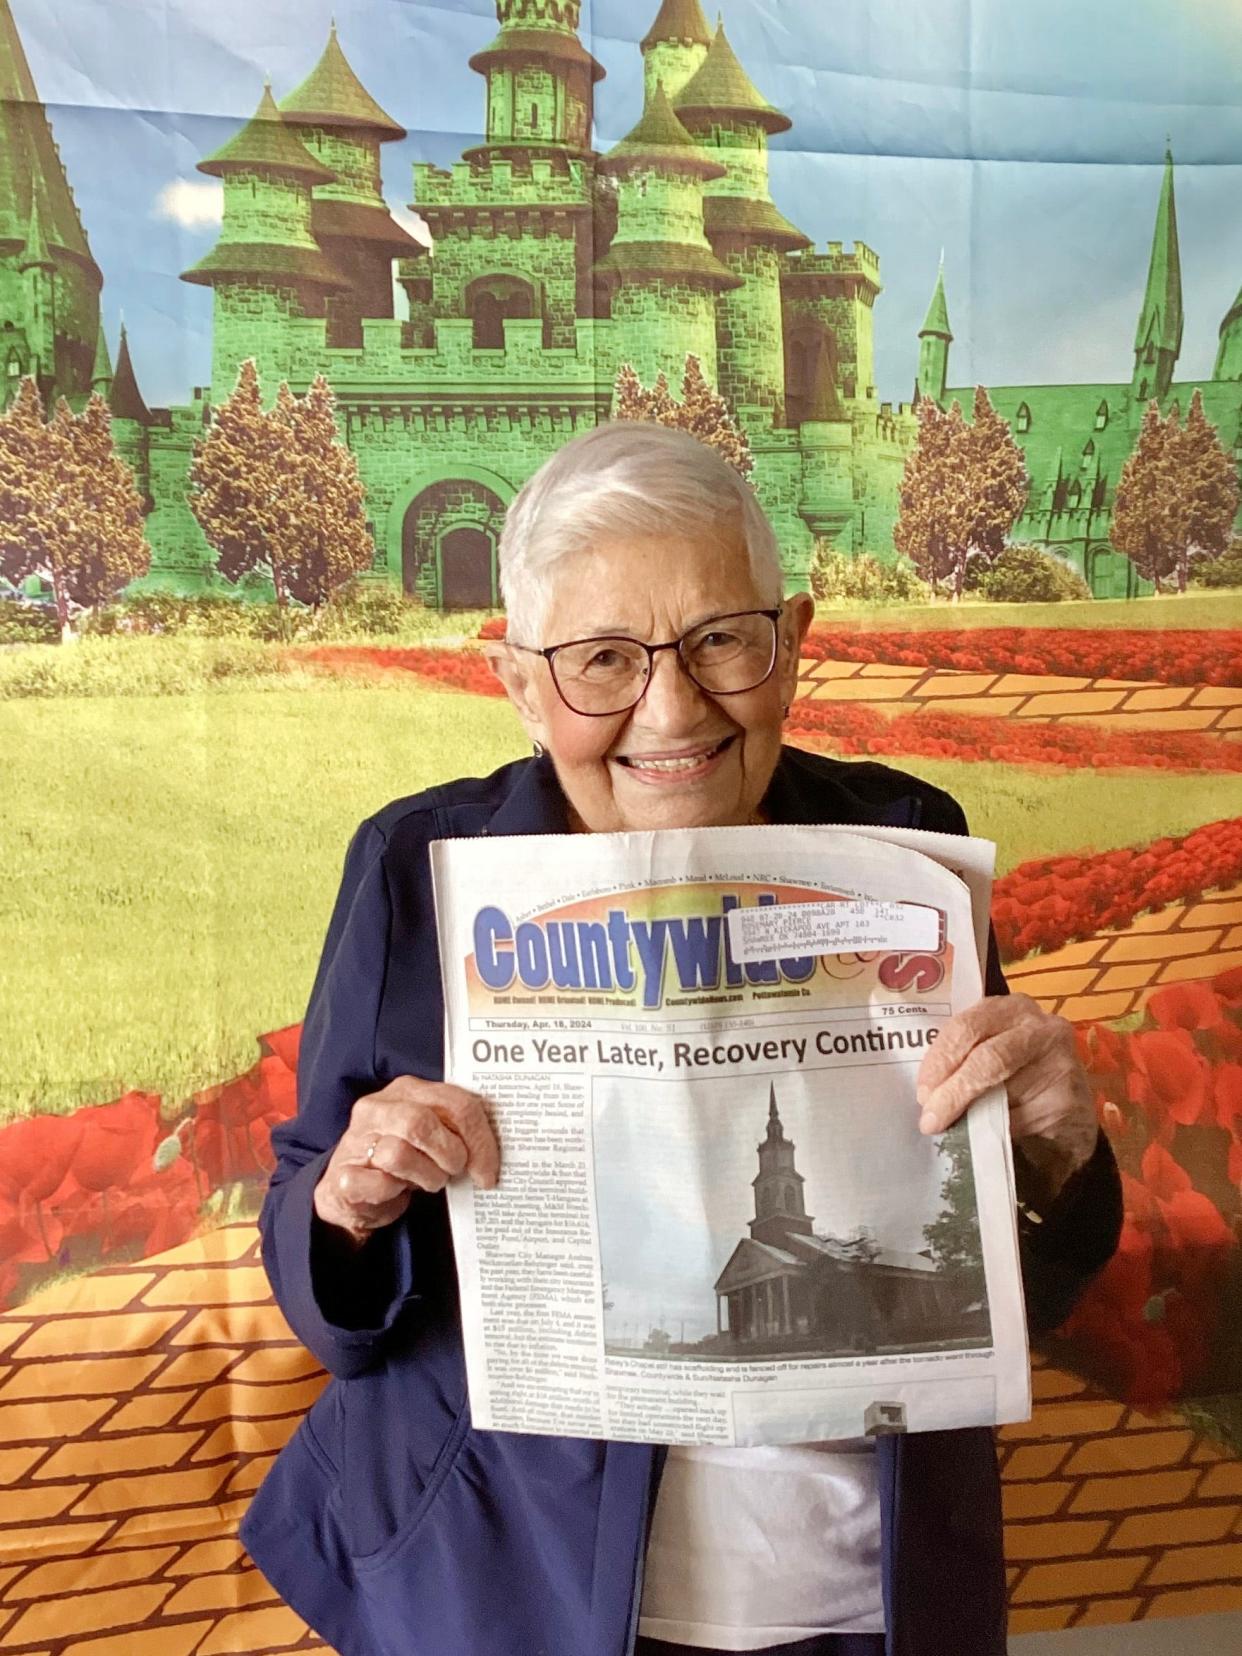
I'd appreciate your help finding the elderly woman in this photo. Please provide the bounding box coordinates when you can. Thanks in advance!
[241,422,1121,1656]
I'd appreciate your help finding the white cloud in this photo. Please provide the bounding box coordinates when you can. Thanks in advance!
[387,200,434,250]
[154,179,224,229]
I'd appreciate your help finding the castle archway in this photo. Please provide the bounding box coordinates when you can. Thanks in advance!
[394,470,513,608]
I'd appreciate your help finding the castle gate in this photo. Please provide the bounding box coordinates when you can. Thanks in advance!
[393,472,514,608]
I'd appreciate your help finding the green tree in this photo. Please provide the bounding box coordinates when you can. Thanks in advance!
[894,387,1027,601]
[190,362,372,612]
[922,1122,987,1306]
[1110,401,1181,593]
[0,377,150,632]
[1181,389,1239,586]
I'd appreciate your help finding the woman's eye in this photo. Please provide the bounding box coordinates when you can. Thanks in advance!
[699,630,741,650]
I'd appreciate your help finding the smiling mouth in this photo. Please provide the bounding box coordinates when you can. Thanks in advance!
[615,736,735,773]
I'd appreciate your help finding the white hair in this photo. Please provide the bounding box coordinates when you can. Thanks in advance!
[498,422,785,643]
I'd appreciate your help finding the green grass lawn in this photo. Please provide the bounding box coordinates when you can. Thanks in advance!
[3,677,1237,1120]
[812,589,1241,630]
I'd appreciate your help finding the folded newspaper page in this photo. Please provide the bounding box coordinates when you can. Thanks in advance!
[431,825,1031,1447]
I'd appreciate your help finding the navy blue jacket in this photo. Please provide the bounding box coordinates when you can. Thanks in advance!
[241,747,1122,1656]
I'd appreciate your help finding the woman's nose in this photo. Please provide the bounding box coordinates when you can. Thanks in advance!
[636,648,710,731]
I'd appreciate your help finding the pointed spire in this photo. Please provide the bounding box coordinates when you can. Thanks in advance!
[279,25,406,140]
[91,322,113,392]
[1134,148,1183,362]
[600,80,725,178]
[673,21,791,135]
[198,84,335,183]
[19,194,53,270]
[768,1083,779,1123]
[0,0,99,273]
[920,256,952,341]
[641,0,713,50]
[109,324,151,425]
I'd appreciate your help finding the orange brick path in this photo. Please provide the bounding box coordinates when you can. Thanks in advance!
[2,1235,1241,1648]
[1005,882,1242,1024]
[796,657,1242,733]
[0,1228,332,1656]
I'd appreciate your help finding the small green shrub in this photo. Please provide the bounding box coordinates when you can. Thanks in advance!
[1190,540,1242,589]
[970,544,1092,603]
[0,604,58,646]
[0,636,301,698]
[809,544,928,604]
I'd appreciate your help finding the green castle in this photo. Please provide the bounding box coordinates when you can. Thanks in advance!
[2,0,1240,603]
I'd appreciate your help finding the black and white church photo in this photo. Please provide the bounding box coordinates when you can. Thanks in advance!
[593,1069,992,1363]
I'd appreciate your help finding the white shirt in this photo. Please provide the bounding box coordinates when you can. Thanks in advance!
[637,1442,885,1651]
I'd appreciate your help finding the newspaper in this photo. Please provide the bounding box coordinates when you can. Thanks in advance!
[431,825,1031,1447]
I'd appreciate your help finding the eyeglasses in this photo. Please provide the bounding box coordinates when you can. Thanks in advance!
[509,608,783,717]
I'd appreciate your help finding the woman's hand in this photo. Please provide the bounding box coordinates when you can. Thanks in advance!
[915,995,1098,1200]
[314,1076,500,1246]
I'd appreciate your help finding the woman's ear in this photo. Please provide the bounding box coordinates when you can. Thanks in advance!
[775,591,814,709]
[484,644,551,749]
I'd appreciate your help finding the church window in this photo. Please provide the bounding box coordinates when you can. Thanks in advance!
[1095,400,1109,429]
[783,1187,794,1212]
[1080,439,1094,470]
[1015,403,1031,433]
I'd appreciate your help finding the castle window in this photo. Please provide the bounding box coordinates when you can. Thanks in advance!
[5,353,20,380]
[1066,481,1082,509]
[1095,400,1109,430]
[531,102,539,132]
[466,273,537,349]
[1080,439,1094,470]
[1052,477,1068,512]
[1015,403,1031,434]
[1138,379,1149,400]
[1092,476,1107,510]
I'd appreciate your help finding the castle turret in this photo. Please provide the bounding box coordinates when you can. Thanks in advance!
[18,197,55,384]
[467,0,604,158]
[279,23,424,347]
[90,321,113,397]
[916,256,952,404]
[109,323,152,426]
[182,84,345,394]
[596,82,738,387]
[1132,149,1182,403]
[750,1086,814,1248]
[1,0,103,401]
[641,0,712,104]
[672,20,807,423]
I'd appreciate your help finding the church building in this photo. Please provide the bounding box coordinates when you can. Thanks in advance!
[713,1086,978,1355]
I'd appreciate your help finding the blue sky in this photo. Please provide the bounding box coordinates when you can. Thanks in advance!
[16,0,1242,407]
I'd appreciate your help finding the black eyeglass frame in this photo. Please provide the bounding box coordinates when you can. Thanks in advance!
[506,607,785,718]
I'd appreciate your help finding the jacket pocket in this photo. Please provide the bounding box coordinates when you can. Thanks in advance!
[349,1395,472,1572]
[338,1338,469,1562]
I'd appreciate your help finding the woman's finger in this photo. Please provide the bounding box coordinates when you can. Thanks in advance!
[918,1015,1057,1132]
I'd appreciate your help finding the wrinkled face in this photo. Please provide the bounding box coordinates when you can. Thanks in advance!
[493,527,813,834]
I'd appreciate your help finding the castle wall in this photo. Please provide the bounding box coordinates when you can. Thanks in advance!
[715,242,785,418]
[609,280,718,385]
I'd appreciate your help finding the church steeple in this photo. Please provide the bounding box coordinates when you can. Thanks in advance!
[1132,148,1182,403]
[749,1085,814,1247]
[916,255,952,404]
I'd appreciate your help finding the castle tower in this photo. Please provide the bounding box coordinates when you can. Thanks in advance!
[409,1,604,352]
[641,0,712,104]
[279,23,424,348]
[18,196,54,384]
[673,20,807,423]
[0,0,103,402]
[468,0,604,157]
[916,256,952,404]
[596,82,739,387]
[182,84,346,395]
[1132,148,1182,404]
[90,320,112,398]
[749,1085,814,1248]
